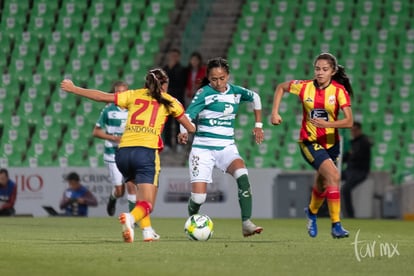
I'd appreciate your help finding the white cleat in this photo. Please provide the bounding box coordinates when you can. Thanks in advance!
[142,228,161,242]
[242,219,263,237]
[119,213,135,243]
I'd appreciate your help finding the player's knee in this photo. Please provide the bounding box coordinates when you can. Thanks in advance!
[330,170,341,185]
[137,201,153,214]
[191,192,207,205]
[115,186,125,197]
[233,168,248,179]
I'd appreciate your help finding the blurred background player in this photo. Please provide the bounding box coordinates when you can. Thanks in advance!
[162,48,187,152]
[0,168,17,216]
[341,121,372,218]
[178,57,264,237]
[184,51,207,107]
[60,69,195,242]
[92,81,137,216]
[271,53,353,239]
[59,172,98,217]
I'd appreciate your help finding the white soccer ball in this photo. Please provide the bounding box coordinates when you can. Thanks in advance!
[184,214,214,241]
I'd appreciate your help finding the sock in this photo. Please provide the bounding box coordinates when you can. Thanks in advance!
[326,185,341,223]
[127,194,136,212]
[110,187,117,199]
[130,201,152,222]
[140,215,151,229]
[188,198,201,216]
[236,174,252,221]
[309,187,326,215]
[128,201,135,212]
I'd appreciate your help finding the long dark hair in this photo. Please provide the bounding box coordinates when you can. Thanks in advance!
[314,53,354,97]
[200,57,230,87]
[145,68,172,107]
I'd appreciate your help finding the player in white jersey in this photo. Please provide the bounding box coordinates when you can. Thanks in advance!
[92,81,136,216]
[178,57,265,237]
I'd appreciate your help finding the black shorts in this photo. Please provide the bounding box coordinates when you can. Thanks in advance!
[115,147,160,186]
[299,141,340,170]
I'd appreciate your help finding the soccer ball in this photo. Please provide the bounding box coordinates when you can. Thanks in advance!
[184,214,214,241]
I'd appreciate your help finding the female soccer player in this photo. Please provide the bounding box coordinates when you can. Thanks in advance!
[271,53,353,239]
[92,81,136,216]
[60,69,195,243]
[178,57,264,237]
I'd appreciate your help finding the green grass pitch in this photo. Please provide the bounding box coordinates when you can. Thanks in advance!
[0,217,413,276]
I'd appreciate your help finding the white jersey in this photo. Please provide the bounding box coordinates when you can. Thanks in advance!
[95,104,128,162]
[185,83,258,150]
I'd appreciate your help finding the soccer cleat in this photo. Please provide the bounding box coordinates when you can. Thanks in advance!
[106,196,117,216]
[119,213,135,243]
[242,219,263,237]
[305,207,318,238]
[142,228,161,242]
[331,222,349,239]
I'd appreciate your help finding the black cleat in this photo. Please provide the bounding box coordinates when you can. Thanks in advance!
[107,197,117,216]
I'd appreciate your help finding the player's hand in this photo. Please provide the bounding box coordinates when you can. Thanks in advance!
[271,113,282,125]
[253,127,264,144]
[310,118,327,128]
[60,79,76,92]
[177,133,188,144]
[111,135,121,144]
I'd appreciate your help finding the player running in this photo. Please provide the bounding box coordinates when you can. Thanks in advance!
[271,53,353,239]
[61,68,195,242]
[92,81,136,216]
[178,57,264,237]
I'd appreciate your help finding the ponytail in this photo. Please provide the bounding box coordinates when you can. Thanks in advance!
[200,77,210,87]
[145,69,172,107]
[332,65,353,97]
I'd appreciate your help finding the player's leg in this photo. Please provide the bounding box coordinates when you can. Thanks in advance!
[125,181,136,212]
[118,147,162,242]
[222,145,262,237]
[106,162,125,216]
[187,148,213,216]
[134,183,159,241]
[299,142,330,237]
[188,182,207,215]
[318,159,349,238]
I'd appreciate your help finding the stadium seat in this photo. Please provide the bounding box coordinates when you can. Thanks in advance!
[54,16,82,39]
[7,57,33,83]
[118,0,145,18]
[26,16,53,39]
[0,15,25,40]
[44,31,71,54]
[111,16,138,40]
[38,44,67,69]
[0,153,22,167]
[83,16,109,40]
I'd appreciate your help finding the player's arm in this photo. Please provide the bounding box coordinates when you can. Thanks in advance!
[78,190,98,207]
[177,114,196,134]
[59,192,71,209]
[60,79,114,103]
[310,106,353,129]
[271,81,291,125]
[92,126,121,143]
[251,92,264,144]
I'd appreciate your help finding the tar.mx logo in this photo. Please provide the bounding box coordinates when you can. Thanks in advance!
[351,229,400,262]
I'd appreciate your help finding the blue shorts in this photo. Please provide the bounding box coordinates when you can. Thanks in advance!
[115,147,160,186]
[299,141,340,170]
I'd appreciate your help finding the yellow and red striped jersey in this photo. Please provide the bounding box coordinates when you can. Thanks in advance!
[288,79,351,149]
[115,89,184,149]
